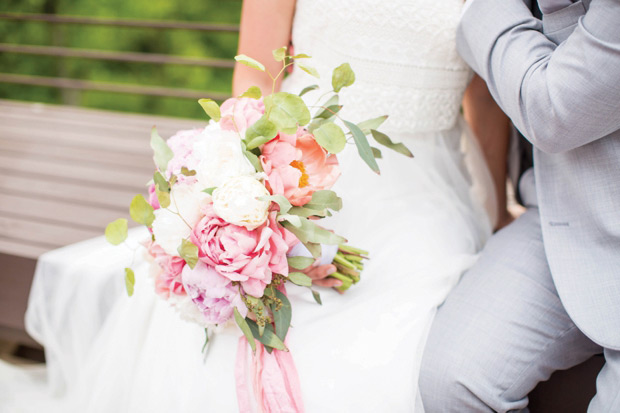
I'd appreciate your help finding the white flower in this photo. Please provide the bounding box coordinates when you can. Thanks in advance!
[151,182,209,256]
[193,124,255,189]
[212,175,270,230]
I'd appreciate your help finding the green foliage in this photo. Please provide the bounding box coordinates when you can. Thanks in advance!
[287,256,315,270]
[332,63,355,92]
[124,267,135,296]
[313,122,346,154]
[234,307,256,353]
[264,92,311,134]
[244,115,278,148]
[344,120,380,174]
[129,194,155,226]
[150,127,174,172]
[371,129,414,158]
[288,272,312,287]
[178,238,199,269]
[105,218,128,245]
[198,98,221,122]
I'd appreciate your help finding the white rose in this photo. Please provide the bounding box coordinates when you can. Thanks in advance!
[212,175,270,230]
[193,124,255,189]
[151,182,209,256]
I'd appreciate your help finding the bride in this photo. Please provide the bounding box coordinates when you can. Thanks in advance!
[1,0,512,411]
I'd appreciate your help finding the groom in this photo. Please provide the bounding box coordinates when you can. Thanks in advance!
[419,0,620,411]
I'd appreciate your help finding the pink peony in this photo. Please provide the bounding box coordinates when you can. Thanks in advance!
[164,128,204,182]
[181,261,246,326]
[219,97,265,133]
[190,206,292,297]
[260,128,340,206]
[147,183,160,210]
[146,241,186,298]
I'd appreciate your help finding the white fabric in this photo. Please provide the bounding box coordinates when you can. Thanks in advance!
[0,0,496,411]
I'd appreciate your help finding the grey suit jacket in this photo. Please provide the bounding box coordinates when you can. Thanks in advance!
[458,0,620,349]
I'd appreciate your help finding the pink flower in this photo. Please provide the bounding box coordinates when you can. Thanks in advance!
[190,206,291,297]
[219,97,265,133]
[147,183,160,210]
[146,241,186,298]
[260,128,340,206]
[181,261,246,326]
[165,128,204,182]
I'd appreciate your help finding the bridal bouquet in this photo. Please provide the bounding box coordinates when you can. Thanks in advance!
[105,47,411,412]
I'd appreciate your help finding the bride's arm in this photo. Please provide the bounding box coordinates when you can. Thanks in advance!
[232,0,296,96]
[463,74,514,231]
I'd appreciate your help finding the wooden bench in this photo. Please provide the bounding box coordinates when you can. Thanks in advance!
[0,98,204,346]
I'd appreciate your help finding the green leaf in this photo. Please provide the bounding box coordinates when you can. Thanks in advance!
[299,84,319,97]
[344,120,380,174]
[313,122,346,154]
[150,127,174,172]
[264,92,311,134]
[288,272,312,287]
[246,319,288,351]
[283,219,346,245]
[234,307,256,354]
[287,256,316,270]
[310,288,322,305]
[304,242,322,259]
[198,98,221,122]
[245,116,278,149]
[124,267,135,296]
[153,171,170,193]
[130,195,155,226]
[105,218,128,245]
[332,63,355,92]
[180,167,197,176]
[315,105,343,120]
[244,150,263,172]
[288,206,328,218]
[156,187,171,208]
[371,129,414,158]
[271,289,292,342]
[305,190,343,212]
[357,115,389,135]
[307,118,327,133]
[314,95,339,118]
[371,146,383,159]
[178,239,199,269]
[202,187,217,196]
[292,53,311,59]
[235,54,265,72]
[272,46,287,62]
[259,195,292,214]
[240,86,262,99]
[297,62,320,79]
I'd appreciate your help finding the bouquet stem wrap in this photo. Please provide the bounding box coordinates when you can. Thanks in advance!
[235,336,305,413]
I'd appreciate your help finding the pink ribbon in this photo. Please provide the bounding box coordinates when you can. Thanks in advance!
[235,336,305,413]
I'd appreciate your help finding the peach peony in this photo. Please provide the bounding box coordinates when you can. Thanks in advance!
[260,127,340,206]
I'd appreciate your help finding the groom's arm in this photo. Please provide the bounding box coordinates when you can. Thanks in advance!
[457,0,620,154]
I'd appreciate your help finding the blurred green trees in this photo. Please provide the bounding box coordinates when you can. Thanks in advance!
[0,0,242,118]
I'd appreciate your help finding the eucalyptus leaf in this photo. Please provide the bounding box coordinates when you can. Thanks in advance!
[288,272,312,287]
[129,195,155,227]
[292,53,311,59]
[245,115,278,148]
[202,187,217,195]
[180,167,197,176]
[178,239,199,269]
[305,190,343,212]
[235,54,265,72]
[313,122,346,154]
[357,115,389,135]
[288,206,328,218]
[246,319,288,351]
[297,62,320,79]
[310,288,322,305]
[150,127,174,172]
[259,195,292,214]
[272,46,287,62]
[287,256,316,270]
[244,150,263,172]
[156,187,171,208]
[240,85,262,99]
[299,84,319,97]
[234,307,256,353]
[304,242,322,259]
[314,95,339,118]
[198,98,221,122]
[344,120,380,174]
[371,129,414,158]
[153,171,170,193]
[371,146,383,159]
[314,105,343,120]
[124,267,135,296]
[105,218,128,245]
[264,92,311,134]
[271,289,292,342]
[283,219,346,245]
[280,214,302,227]
[307,118,327,133]
[332,63,355,92]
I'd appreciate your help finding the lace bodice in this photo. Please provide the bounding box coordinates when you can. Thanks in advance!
[282,0,471,135]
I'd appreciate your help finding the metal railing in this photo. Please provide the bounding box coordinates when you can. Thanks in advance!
[0,12,239,102]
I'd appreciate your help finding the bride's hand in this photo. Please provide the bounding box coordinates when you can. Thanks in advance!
[294,262,343,291]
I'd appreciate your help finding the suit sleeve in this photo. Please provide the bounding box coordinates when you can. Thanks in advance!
[457,0,620,154]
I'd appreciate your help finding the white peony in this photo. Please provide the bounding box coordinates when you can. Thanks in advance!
[212,175,270,230]
[151,182,209,256]
[193,123,255,189]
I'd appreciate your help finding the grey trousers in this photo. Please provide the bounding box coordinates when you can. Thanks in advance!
[419,208,620,412]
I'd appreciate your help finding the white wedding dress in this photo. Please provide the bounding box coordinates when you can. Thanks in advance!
[0,0,495,411]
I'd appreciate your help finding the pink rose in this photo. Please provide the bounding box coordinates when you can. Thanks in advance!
[219,97,265,133]
[146,241,186,298]
[260,128,340,206]
[190,206,291,297]
[181,261,246,326]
